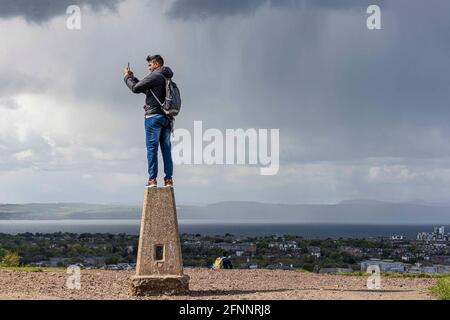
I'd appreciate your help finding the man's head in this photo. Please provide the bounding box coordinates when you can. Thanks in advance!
[146,54,164,72]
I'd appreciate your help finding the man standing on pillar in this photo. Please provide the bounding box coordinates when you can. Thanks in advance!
[124,55,174,188]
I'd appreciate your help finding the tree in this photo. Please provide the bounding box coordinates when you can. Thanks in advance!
[1,251,21,267]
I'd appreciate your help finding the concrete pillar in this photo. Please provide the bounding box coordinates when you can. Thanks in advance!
[131,187,190,296]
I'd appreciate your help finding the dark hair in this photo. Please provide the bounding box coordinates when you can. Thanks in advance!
[146,54,164,66]
[222,251,228,256]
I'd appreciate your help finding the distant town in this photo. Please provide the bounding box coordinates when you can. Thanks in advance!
[0,226,449,275]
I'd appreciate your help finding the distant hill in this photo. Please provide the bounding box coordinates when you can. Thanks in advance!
[0,200,449,224]
[0,203,141,220]
[179,200,450,224]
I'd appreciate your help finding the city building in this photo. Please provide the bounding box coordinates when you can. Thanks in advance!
[268,241,299,251]
[209,242,257,255]
[307,246,321,258]
[417,226,450,242]
[360,259,406,273]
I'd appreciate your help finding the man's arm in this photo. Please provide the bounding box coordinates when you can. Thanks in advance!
[124,73,159,94]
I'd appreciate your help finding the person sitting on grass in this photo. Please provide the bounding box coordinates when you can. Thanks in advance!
[221,251,233,269]
[212,251,233,270]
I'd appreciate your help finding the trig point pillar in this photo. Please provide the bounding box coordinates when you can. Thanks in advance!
[131,187,190,296]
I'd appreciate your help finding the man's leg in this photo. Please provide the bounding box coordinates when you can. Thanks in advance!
[145,117,163,180]
[160,117,173,181]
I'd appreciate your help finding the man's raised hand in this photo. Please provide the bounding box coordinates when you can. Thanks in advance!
[124,67,134,77]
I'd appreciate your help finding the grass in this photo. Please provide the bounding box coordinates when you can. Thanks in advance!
[383,272,450,279]
[431,278,450,300]
[0,266,65,272]
[294,269,311,273]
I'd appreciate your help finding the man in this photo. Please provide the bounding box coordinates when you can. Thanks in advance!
[123,54,174,188]
[221,251,233,269]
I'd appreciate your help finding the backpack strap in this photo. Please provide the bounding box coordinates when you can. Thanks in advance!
[149,87,175,136]
[149,73,167,107]
[149,89,164,107]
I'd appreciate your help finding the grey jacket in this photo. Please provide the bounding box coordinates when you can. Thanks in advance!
[124,66,174,117]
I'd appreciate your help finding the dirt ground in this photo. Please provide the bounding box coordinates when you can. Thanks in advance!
[0,268,437,300]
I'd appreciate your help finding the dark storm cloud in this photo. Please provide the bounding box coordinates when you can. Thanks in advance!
[0,0,122,23]
[161,0,450,165]
[166,0,385,20]
[167,0,263,19]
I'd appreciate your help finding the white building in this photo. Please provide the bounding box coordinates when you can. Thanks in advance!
[360,259,406,273]
[307,246,321,258]
[417,226,449,242]
[434,226,445,235]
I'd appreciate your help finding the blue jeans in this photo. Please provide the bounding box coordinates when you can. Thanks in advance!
[144,115,173,180]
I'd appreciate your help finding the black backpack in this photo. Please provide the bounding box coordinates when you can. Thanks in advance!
[150,77,181,117]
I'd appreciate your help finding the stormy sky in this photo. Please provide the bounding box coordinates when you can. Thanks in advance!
[1,0,450,205]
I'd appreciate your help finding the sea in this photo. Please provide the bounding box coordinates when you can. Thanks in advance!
[0,219,446,239]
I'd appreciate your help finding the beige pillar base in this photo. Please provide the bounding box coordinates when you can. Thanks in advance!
[131,187,190,296]
[130,275,190,296]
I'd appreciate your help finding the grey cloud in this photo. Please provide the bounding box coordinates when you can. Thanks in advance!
[166,0,385,20]
[1,0,450,204]
[0,0,122,23]
[0,73,48,96]
[0,98,19,110]
[166,0,264,19]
